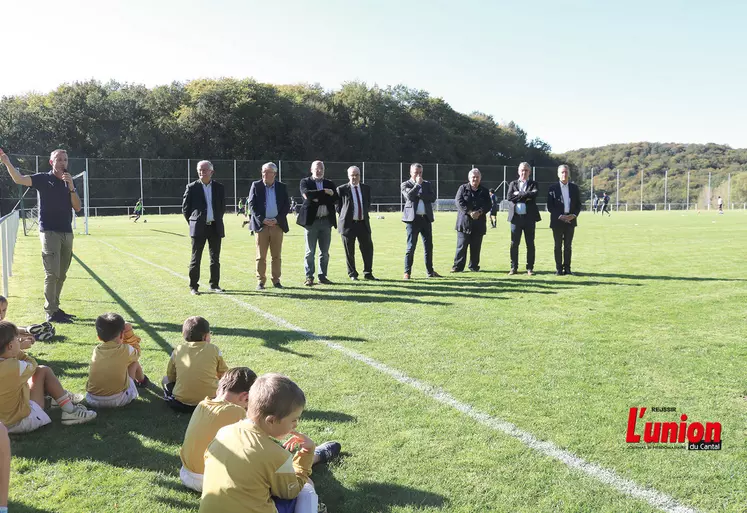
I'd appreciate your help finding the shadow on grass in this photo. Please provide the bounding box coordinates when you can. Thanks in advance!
[578,272,747,282]
[150,229,187,238]
[7,503,57,513]
[72,254,176,356]
[37,359,89,379]
[221,288,453,306]
[313,464,448,512]
[303,409,356,423]
[10,386,189,474]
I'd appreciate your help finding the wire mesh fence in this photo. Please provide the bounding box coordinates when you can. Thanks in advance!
[1,155,745,216]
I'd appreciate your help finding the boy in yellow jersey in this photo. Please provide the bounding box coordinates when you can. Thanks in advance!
[200,373,341,513]
[85,313,149,408]
[163,316,228,412]
[179,367,257,492]
[0,321,96,433]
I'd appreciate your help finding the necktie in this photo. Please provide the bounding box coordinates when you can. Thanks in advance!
[354,186,363,221]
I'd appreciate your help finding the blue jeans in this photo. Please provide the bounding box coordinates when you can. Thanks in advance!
[304,218,332,278]
[404,216,434,275]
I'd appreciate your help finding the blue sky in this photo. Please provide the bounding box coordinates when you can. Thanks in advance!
[4,0,746,152]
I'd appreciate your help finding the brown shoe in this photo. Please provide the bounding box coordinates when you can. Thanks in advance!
[304,278,314,286]
[403,272,411,280]
[427,271,442,278]
[508,269,517,275]
[527,269,535,276]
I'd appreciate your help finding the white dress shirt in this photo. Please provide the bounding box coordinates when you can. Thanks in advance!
[315,180,328,218]
[351,184,364,220]
[515,180,527,215]
[560,181,571,214]
[415,183,426,215]
[202,181,214,223]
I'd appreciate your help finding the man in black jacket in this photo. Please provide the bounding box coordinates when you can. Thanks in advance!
[182,160,226,294]
[401,163,441,279]
[337,166,376,281]
[546,164,582,275]
[506,162,541,275]
[296,160,338,286]
[451,168,492,273]
[248,162,290,290]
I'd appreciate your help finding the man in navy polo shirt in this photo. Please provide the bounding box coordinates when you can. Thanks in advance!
[0,148,80,323]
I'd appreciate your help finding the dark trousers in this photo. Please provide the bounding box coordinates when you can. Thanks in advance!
[552,224,575,272]
[341,222,374,277]
[510,219,536,270]
[189,223,221,290]
[453,231,484,271]
[404,216,434,274]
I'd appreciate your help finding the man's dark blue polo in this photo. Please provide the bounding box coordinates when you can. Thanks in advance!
[30,171,73,233]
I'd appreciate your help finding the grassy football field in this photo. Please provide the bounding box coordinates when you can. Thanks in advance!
[4,210,746,513]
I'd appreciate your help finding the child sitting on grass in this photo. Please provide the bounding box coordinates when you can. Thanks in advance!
[179,367,257,493]
[85,313,150,408]
[0,296,55,342]
[163,316,228,413]
[200,373,340,513]
[0,321,96,433]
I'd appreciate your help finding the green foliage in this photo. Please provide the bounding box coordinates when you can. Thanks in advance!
[0,79,550,165]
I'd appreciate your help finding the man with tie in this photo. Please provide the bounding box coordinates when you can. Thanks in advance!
[182,160,226,294]
[336,166,376,281]
[297,160,339,286]
[401,163,441,280]
[546,164,582,275]
[506,162,541,276]
[451,168,492,273]
[248,162,290,290]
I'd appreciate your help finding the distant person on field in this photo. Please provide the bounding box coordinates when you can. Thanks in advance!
[489,188,500,228]
[0,148,80,324]
[200,373,341,513]
[717,196,724,214]
[237,197,246,216]
[249,162,290,291]
[179,367,257,493]
[85,313,149,409]
[163,316,228,413]
[0,320,96,433]
[601,192,611,216]
[592,194,599,214]
[451,168,491,273]
[506,162,541,276]
[401,163,441,279]
[130,199,143,222]
[0,295,55,342]
[546,165,581,275]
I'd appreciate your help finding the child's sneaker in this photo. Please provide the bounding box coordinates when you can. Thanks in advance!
[49,391,85,408]
[314,441,341,464]
[28,322,56,341]
[61,404,97,425]
[135,375,151,388]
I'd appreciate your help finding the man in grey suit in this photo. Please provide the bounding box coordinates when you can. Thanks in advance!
[401,163,441,280]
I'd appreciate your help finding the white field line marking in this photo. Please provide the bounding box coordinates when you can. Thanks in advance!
[97,239,700,513]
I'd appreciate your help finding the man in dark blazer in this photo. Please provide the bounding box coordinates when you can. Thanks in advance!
[249,162,290,290]
[336,166,376,281]
[296,160,339,286]
[182,160,226,294]
[546,164,582,275]
[506,162,542,275]
[451,168,492,272]
[401,163,441,279]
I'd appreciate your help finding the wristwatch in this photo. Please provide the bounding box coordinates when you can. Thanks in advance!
[70,188,77,193]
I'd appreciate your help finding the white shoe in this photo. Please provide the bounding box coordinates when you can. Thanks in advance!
[61,404,97,425]
[50,392,85,407]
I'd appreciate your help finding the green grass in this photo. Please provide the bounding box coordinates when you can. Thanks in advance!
[5,210,747,513]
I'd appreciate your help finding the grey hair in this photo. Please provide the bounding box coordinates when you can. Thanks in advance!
[347,166,361,174]
[557,164,570,173]
[518,162,531,171]
[468,168,481,178]
[197,160,214,171]
[262,162,278,173]
[310,160,325,171]
[410,163,423,170]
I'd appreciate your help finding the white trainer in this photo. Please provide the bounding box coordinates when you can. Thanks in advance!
[61,404,97,426]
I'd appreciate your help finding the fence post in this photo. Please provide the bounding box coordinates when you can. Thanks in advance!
[278,160,282,183]
[640,169,643,211]
[616,169,620,211]
[708,172,711,210]
[686,171,690,210]
[435,163,439,204]
[664,169,668,209]
[502,166,507,200]
[362,161,365,183]
[727,173,731,210]
[233,160,237,211]
[532,166,536,182]
[84,158,90,235]
[187,159,191,183]
[399,162,403,212]
[2,221,8,297]
[35,155,39,173]
[139,158,144,212]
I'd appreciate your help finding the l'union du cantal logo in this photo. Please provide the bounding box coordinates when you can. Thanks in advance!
[626,407,722,450]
